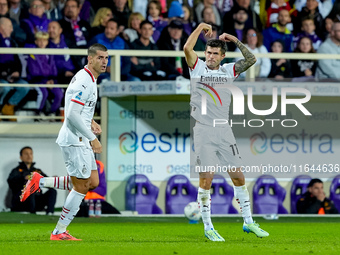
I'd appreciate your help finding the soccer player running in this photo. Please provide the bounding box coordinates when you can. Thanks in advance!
[20,43,109,241]
[184,23,269,241]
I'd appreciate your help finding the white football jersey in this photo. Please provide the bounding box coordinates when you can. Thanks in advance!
[189,58,238,126]
[56,66,97,147]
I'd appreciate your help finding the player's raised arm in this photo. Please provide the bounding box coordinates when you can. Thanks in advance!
[184,23,213,68]
[219,33,256,75]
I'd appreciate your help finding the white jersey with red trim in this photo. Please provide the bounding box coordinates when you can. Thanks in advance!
[189,58,238,126]
[56,66,97,147]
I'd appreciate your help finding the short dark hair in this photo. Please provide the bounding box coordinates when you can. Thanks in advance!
[271,39,284,49]
[205,39,227,55]
[88,43,107,56]
[301,16,315,25]
[107,18,119,27]
[20,146,32,156]
[235,6,248,14]
[140,20,153,29]
[308,178,323,188]
[66,0,80,7]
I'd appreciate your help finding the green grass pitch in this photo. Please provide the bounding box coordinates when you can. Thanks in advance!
[1,212,340,255]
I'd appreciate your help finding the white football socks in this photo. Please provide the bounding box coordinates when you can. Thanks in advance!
[40,176,73,190]
[198,187,214,231]
[234,185,253,224]
[52,189,85,235]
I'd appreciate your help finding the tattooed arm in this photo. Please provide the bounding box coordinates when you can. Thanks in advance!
[219,33,257,75]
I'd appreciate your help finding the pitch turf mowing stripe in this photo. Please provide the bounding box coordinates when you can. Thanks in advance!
[2,212,340,224]
[1,220,340,255]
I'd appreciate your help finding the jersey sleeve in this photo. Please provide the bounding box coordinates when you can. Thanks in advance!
[67,102,97,142]
[222,62,239,78]
[69,77,91,106]
[189,58,205,77]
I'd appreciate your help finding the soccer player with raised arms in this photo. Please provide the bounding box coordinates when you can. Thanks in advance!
[184,23,269,241]
[20,43,109,240]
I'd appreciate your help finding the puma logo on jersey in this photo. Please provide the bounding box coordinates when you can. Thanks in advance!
[82,85,87,89]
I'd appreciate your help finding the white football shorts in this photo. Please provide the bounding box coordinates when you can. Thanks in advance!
[60,146,97,179]
[193,122,243,170]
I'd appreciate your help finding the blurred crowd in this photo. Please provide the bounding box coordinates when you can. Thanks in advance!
[1,0,340,119]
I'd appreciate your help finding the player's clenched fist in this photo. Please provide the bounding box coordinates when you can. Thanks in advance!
[91,138,102,154]
[219,33,238,43]
[91,120,102,135]
[199,23,213,37]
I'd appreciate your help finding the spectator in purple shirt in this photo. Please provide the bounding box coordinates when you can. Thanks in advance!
[79,0,94,24]
[295,0,324,38]
[26,32,63,116]
[293,17,322,50]
[21,0,50,44]
[182,4,194,36]
[147,0,167,39]
[47,21,75,84]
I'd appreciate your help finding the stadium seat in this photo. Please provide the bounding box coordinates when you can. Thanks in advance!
[330,175,340,212]
[125,174,163,214]
[165,175,197,214]
[210,175,238,214]
[253,175,288,214]
[290,175,312,213]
